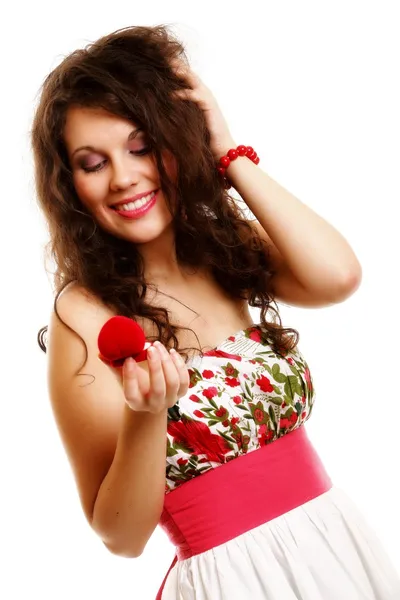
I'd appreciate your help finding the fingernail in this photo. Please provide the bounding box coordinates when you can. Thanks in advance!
[154,341,168,357]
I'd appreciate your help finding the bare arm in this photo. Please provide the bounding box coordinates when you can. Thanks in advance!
[228,159,363,306]
[168,65,362,308]
[47,285,188,558]
[92,405,168,557]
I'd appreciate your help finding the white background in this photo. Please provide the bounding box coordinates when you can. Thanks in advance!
[1,1,399,598]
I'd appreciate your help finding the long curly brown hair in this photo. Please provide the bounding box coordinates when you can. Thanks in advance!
[32,24,299,358]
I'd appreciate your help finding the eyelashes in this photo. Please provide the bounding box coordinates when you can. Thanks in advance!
[82,160,106,173]
[81,147,152,173]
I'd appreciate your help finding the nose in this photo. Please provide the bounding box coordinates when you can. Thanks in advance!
[109,155,140,192]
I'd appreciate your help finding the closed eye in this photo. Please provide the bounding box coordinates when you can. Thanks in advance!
[130,147,151,156]
[82,148,151,174]
[82,160,107,173]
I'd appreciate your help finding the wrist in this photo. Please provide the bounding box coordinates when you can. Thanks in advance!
[216,144,260,189]
[211,138,237,161]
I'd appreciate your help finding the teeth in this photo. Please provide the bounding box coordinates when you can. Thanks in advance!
[117,192,155,212]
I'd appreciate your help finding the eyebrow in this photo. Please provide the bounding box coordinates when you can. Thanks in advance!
[71,127,142,158]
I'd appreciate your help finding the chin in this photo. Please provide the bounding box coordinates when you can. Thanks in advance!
[112,220,174,247]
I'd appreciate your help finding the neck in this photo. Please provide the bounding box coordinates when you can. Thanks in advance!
[137,228,182,285]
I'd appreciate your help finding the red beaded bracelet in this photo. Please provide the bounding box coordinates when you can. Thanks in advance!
[217,145,260,189]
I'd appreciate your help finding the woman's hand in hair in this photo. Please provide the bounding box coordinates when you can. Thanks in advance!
[172,59,236,159]
[121,342,189,413]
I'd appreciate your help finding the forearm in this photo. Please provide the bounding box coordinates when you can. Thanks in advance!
[228,157,362,294]
[91,404,168,557]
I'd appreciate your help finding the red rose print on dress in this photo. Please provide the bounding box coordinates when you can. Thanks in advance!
[168,417,232,463]
[247,327,262,343]
[256,375,274,393]
[233,395,242,405]
[257,423,274,445]
[202,386,218,399]
[304,368,313,390]
[243,435,250,449]
[249,401,268,424]
[254,408,264,423]
[215,406,228,418]
[202,370,214,379]
[280,411,298,429]
[193,410,206,418]
[225,377,240,387]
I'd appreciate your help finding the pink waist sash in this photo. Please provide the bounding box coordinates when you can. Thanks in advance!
[156,426,332,599]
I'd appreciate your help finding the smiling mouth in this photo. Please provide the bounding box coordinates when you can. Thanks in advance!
[111,191,157,212]
[110,190,158,219]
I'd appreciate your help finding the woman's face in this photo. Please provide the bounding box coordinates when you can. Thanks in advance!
[64,106,175,246]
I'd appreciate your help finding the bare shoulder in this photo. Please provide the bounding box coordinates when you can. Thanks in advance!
[46,283,125,525]
[50,281,112,341]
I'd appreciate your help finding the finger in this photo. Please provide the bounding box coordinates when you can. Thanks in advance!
[122,358,142,408]
[171,88,207,112]
[169,349,190,398]
[170,56,189,75]
[146,345,166,408]
[170,59,201,88]
[153,342,180,401]
[172,89,192,101]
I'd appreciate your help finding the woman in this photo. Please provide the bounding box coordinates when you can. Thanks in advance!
[33,25,400,600]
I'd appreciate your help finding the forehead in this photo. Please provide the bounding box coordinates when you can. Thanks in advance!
[64,106,139,150]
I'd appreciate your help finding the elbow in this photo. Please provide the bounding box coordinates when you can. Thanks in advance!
[334,264,363,302]
[103,539,144,559]
[91,515,146,558]
[91,507,146,558]
[91,499,161,559]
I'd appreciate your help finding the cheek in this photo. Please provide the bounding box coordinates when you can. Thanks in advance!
[73,173,105,208]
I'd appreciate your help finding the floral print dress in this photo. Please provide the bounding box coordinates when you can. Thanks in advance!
[160,325,400,600]
[165,325,313,493]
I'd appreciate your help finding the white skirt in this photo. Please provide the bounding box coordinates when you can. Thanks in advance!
[161,486,400,600]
